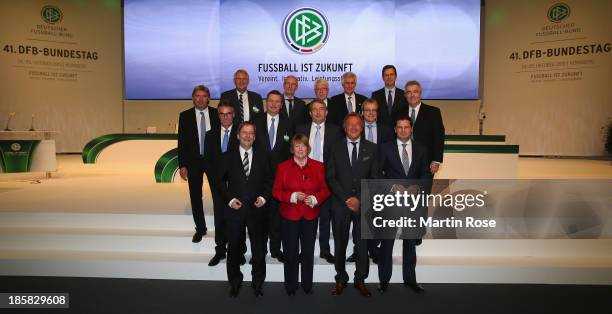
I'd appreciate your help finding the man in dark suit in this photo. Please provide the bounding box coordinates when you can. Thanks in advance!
[220,69,264,124]
[295,100,342,264]
[281,75,307,127]
[371,65,409,128]
[254,90,293,263]
[362,98,394,147]
[404,80,445,175]
[328,72,367,126]
[204,100,241,266]
[326,113,379,298]
[177,85,220,243]
[377,115,431,294]
[360,98,394,264]
[219,121,272,297]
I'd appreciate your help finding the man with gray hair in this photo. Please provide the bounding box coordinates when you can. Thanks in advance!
[328,72,367,126]
[220,69,264,124]
[178,85,220,243]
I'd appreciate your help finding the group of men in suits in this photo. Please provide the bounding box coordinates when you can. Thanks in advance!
[177,65,445,297]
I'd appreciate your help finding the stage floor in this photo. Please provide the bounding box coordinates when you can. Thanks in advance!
[1,155,611,214]
[1,155,611,284]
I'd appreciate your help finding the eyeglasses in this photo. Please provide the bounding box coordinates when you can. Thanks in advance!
[219,112,234,117]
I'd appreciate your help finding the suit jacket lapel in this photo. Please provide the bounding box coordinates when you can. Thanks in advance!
[187,109,200,147]
[391,142,406,178]
[407,142,419,177]
[275,118,287,150]
[339,138,351,171]
[394,89,403,111]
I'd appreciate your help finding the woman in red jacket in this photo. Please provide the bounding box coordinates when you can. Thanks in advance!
[273,134,331,296]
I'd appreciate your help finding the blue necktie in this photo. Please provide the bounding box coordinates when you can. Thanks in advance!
[269,117,276,149]
[347,96,353,113]
[221,129,229,153]
[312,125,322,161]
[367,124,375,143]
[199,111,206,156]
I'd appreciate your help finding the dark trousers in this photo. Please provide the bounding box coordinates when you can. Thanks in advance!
[265,199,283,255]
[281,217,318,292]
[206,170,225,254]
[332,204,369,284]
[226,215,266,289]
[187,159,207,234]
[378,239,417,284]
[368,239,381,259]
[318,200,334,254]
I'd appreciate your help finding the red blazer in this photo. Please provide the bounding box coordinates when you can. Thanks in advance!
[273,158,331,221]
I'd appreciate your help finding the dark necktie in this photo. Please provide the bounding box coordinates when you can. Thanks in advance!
[350,141,358,168]
[387,90,393,114]
[239,93,244,122]
[287,99,293,117]
[242,151,250,178]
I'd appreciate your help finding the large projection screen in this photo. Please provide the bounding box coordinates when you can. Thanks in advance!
[124,0,481,100]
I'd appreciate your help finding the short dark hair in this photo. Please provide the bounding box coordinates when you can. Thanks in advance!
[343,112,363,129]
[394,114,413,127]
[266,89,283,100]
[382,65,397,76]
[217,99,234,113]
[192,85,210,97]
[308,99,327,112]
[238,121,256,133]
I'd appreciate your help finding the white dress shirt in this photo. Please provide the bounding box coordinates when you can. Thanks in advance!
[228,145,266,207]
[397,138,413,170]
[308,122,325,162]
[364,122,378,144]
[220,125,233,150]
[344,93,356,112]
[409,102,422,123]
[384,86,396,106]
[237,90,250,121]
[267,113,279,148]
[346,137,361,164]
[195,107,211,146]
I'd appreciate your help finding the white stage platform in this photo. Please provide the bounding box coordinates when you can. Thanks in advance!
[1,155,611,284]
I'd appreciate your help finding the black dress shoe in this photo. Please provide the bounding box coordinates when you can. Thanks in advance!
[271,251,285,263]
[377,282,389,293]
[253,288,263,297]
[404,282,425,293]
[229,286,240,297]
[286,289,296,296]
[303,288,313,295]
[192,232,204,243]
[208,253,226,266]
[320,252,335,264]
[354,283,372,298]
[346,253,356,263]
[239,255,246,265]
[332,282,347,295]
[416,239,423,246]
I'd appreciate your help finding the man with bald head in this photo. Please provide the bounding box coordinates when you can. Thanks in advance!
[281,75,307,127]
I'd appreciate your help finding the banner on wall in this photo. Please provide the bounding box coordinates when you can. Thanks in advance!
[504,2,610,85]
[1,4,101,84]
